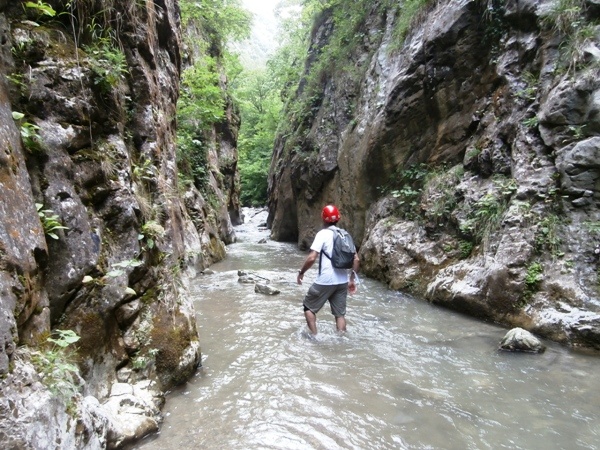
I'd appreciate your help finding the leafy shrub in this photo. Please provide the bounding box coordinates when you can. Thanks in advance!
[383,164,429,219]
[12,111,43,153]
[389,0,433,48]
[178,56,225,130]
[139,220,165,251]
[30,330,81,405]
[36,204,68,239]
[23,0,56,20]
[85,43,128,92]
[422,165,463,224]
[540,0,600,72]
[459,240,474,259]
[177,130,209,191]
[233,68,282,206]
[460,177,516,243]
[521,261,544,304]
[535,214,564,258]
[516,71,539,101]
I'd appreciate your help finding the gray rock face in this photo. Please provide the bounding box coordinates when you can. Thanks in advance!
[0,351,109,449]
[0,0,240,447]
[268,0,600,350]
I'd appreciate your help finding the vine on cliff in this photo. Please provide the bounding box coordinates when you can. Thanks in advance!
[176,0,250,194]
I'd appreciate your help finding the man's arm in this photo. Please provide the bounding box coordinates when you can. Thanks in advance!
[351,253,360,275]
[349,252,360,293]
[297,250,318,284]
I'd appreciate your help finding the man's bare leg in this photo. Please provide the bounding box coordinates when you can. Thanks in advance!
[304,309,318,335]
[335,316,346,333]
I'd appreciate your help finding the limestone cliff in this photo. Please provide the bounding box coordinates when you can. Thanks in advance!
[0,0,239,447]
[268,0,600,349]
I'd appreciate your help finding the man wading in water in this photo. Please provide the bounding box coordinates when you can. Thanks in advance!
[297,205,360,335]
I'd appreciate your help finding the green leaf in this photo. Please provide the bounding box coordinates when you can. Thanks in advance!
[112,259,143,269]
[25,1,57,16]
[12,111,25,120]
[106,269,124,278]
[48,329,80,347]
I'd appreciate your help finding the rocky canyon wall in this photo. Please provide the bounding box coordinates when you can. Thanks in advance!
[268,0,600,350]
[0,0,239,447]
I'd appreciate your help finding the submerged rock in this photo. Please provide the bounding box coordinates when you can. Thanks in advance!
[255,283,280,296]
[238,275,259,284]
[499,328,546,353]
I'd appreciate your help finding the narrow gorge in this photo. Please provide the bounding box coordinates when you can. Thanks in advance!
[268,0,600,350]
[0,0,599,448]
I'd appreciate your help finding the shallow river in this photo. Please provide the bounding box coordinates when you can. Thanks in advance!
[137,209,600,450]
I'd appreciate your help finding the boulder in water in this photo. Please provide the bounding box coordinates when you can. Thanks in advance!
[499,328,546,353]
[255,283,280,295]
[238,275,258,284]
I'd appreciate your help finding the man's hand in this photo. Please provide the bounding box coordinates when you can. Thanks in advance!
[348,279,357,295]
[298,250,318,285]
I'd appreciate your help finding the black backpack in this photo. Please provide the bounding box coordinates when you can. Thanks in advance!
[319,227,356,273]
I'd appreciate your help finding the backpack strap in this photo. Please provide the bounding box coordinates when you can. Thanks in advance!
[318,227,337,275]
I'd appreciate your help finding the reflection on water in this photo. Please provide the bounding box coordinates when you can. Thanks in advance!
[136,209,600,450]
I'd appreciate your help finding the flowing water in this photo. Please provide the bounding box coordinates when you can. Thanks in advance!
[137,209,600,450]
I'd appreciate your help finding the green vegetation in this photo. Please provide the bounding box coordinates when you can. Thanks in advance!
[517,71,539,101]
[385,164,429,219]
[106,259,143,278]
[180,0,251,48]
[479,0,509,55]
[179,56,226,129]
[584,221,600,234]
[62,1,130,91]
[541,0,600,72]
[30,330,81,406]
[175,0,440,206]
[422,165,463,224]
[535,214,563,258]
[465,146,482,161]
[131,348,158,371]
[521,261,544,304]
[523,116,540,128]
[176,0,251,194]
[36,203,68,239]
[272,1,392,152]
[460,176,516,244]
[233,69,282,206]
[12,111,43,153]
[389,0,433,48]
[85,42,128,92]
[23,0,56,19]
[378,163,464,225]
[569,124,586,139]
[138,220,165,251]
[459,240,474,259]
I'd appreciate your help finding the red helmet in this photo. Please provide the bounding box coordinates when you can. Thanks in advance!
[322,205,340,223]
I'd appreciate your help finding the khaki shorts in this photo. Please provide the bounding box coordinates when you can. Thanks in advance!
[303,283,348,317]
